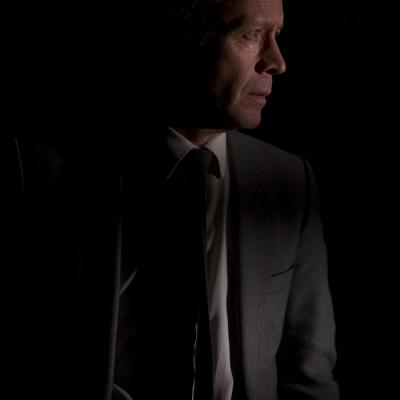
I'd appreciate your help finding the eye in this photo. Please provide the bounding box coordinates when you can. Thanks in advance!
[243,29,262,41]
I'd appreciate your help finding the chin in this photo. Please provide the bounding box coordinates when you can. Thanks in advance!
[224,104,263,130]
[234,112,262,130]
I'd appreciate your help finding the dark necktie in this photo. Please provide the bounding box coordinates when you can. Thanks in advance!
[175,148,214,399]
[192,149,214,399]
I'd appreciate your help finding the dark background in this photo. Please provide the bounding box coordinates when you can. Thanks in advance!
[6,1,387,398]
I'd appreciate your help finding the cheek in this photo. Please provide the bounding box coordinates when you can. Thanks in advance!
[207,38,259,103]
[213,57,254,103]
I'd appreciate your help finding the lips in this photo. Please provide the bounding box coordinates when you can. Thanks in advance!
[247,93,268,105]
[247,79,272,98]
[249,92,270,97]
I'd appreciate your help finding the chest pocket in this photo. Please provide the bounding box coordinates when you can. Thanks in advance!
[265,264,295,294]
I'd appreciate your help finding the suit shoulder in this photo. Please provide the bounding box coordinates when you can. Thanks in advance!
[229,130,305,177]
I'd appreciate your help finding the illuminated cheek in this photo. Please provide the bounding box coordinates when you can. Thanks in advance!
[211,53,254,105]
[209,68,234,103]
[219,76,242,107]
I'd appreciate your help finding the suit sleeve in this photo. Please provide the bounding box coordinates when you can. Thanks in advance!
[276,159,340,400]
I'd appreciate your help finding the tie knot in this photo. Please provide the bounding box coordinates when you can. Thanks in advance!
[190,148,214,176]
[167,147,219,184]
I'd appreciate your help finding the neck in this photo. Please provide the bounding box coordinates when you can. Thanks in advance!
[172,128,225,146]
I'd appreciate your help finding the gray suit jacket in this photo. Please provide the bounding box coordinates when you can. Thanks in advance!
[4,132,338,400]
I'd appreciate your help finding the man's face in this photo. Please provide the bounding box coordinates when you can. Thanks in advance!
[204,0,286,129]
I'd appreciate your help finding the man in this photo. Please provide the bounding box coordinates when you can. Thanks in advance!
[7,0,339,399]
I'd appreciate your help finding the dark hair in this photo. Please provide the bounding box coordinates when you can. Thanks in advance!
[160,0,222,19]
[158,0,224,49]
[154,0,226,125]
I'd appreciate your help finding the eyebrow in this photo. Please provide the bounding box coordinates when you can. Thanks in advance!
[217,15,284,34]
[221,16,246,32]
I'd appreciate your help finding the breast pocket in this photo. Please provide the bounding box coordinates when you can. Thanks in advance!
[265,264,295,294]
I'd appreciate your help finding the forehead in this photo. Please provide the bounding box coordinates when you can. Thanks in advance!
[219,0,284,26]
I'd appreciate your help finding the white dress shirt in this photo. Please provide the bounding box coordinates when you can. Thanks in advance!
[166,128,233,400]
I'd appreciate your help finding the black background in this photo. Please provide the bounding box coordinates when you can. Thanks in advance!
[5,1,388,398]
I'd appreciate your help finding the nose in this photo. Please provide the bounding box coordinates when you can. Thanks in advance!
[256,37,286,75]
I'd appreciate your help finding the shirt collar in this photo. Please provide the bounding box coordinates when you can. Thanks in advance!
[166,128,227,179]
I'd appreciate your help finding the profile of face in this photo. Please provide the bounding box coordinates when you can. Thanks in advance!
[202,0,286,130]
